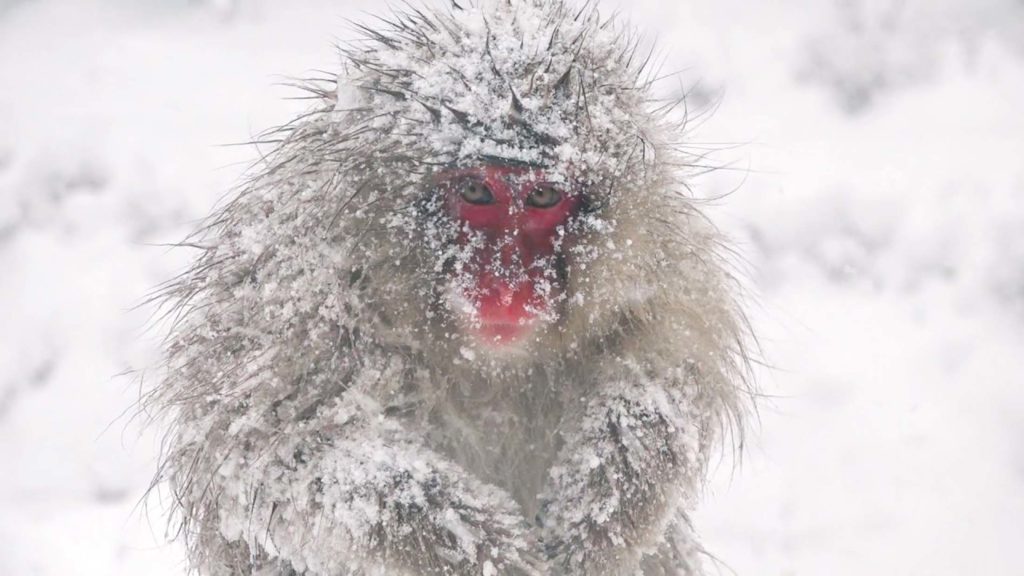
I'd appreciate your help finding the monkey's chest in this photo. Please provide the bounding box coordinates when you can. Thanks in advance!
[427,396,565,519]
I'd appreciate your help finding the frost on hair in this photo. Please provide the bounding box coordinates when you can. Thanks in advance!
[143,1,754,575]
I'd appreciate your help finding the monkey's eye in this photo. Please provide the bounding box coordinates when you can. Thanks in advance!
[458,180,495,205]
[526,184,563,208]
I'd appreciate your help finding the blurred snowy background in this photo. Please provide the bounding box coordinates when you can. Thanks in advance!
[1,0,1023,574]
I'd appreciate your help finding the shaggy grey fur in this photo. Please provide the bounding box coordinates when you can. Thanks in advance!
[145,1,754,574]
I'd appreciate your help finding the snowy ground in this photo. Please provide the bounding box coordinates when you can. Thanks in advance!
[1,0,1023,574]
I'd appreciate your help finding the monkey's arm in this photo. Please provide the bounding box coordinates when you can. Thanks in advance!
[538,380,703,575]
[187,394,545,576]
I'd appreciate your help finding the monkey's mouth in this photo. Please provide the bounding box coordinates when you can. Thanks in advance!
[465,296,544,345]
[472,318,537,344]
[447,277,553,346]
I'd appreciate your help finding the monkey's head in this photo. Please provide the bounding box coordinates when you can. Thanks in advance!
[156,1,748,407]
[307,0,732,370]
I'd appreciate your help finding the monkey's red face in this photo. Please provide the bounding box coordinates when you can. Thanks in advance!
[436,165,582,345]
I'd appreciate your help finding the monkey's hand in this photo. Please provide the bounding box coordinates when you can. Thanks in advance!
[203,394,546,576]
[537,381,702,575]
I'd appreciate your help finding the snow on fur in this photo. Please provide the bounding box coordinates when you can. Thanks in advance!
[145,1,753,574]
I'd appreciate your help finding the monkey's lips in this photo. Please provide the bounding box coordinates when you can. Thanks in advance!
[469,298,542,344]
[472,317,536,343]
[455,278,551,345]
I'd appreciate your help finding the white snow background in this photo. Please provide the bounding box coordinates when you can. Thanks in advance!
[1,0,1023,574]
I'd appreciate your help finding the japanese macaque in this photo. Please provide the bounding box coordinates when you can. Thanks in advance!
[148,1,752,575]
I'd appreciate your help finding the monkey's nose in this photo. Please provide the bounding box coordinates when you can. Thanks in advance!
[496,232,529,269]
[493,281,516,306]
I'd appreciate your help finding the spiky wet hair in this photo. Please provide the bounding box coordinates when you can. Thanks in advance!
[147,0,753,573]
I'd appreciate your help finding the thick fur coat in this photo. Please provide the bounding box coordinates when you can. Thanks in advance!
[147,1,753,574]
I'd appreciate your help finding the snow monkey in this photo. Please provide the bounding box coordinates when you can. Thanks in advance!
[148,1,752,575]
